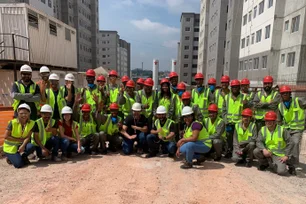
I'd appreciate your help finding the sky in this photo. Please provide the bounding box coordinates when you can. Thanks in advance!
[99,0,200,71]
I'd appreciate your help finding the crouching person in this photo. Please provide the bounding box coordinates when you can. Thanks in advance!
[232,108,257,167]
[3,104,35,168]
[32,104,61,162]
[146,106,176,158]
[176,106,212,169]
[254,111,295,175]
[97,103,123,154]
[59,106,84,160]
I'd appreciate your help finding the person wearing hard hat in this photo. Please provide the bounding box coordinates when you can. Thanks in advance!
[121,75,130,87]
[97,75,107,92]
[176,106,212,169]
[207,78,217,95]
[118,80,137,119]
[252,75,280,131]
[277,85,306,171]
[136,78,145,93]
[191,73,212,118]
[181,91,203,122]
[214,75,230,115]
[203,104,225,161]
[157,78,175,120]
[253,111,295,175]
[121,103,148,155]
[31,104,61,162]
[108,70,120,105]
[146,105,176,158]
[97,103,123,154]
[37,66,51,107]
[240,78,254,101]
[168,71,179,94]
[72,103,100,155]
[59,106,84,160]
[222,79,248,158]
[11,64,41,120]
[3,104,36,168]
[96,75,109,113]
[59,73,76,108]
[43,73,66,120]
[173,82,186,124]
[232,108,257,167]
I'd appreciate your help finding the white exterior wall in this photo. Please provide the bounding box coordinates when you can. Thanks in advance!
[29,0,53,17]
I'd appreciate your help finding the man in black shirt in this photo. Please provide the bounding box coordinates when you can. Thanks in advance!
[60,73,76,108]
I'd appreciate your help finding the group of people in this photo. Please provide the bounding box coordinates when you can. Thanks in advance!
[3,64,305,176]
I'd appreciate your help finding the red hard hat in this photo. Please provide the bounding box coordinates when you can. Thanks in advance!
[144,78,154,87]
[264,111,277,121]
[126,80,135,88]
[137,78,145,84]
[221,75,230,83]
[194,73,204,80]
[177,82,186,90]
[109,103,119,110]
[86,69,96,77]
[230,79,240,87]
[241,78,250,85]
[109,70,118,77]
[279,85,291,93]
[160,78,170,85]
[208,78,217,85]
[208,104,218,112]
[242,108,253,117]
[121,75,130,83]
[97,75,106,82]
[169,71,178,79]
[263,75,273,83]
[181,91,191,100]
[81,103,91,112]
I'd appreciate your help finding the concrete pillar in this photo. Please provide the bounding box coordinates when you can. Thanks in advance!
[153,59,159,90]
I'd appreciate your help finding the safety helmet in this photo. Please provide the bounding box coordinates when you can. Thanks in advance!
[194,73,204,80]
[81,104,91,112]
[208,104,218,112]
[137,78,145,84]
[18,103,31,113]
[39,66,50,73]
[40,104,53,113]
[20,64,32,73]
[230,79,240,87]
[240,78,250,85]
[126,80,135,88]
[181,91,191,100]
[208,78,217,85]
[109,70,118,77]
[263,76,273,83]
[160,78,170,85]
[97,75,106,82]
[121,75,130,83]
[156,106,167,114]
[109,103,119,110]
[177,82,186,90]
[169,71,178,79]
[264,111,277,121]
[65,73,75,82]
[279,85,291,93]
[61,106,73,114]
[144,78,154,87]
[132,103,142,111]
[86,69,96,77]
[181,106,194,116]
[221,75,230,83]
[242,108,253,117]
[49,73,59,81]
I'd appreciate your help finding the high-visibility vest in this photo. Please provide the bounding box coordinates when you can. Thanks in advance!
[241,91,255,101]
[255,90,278,120]
[32,118,56,146]
[225,93,246,124]
[81,87,101,112]
[204,117,226,140]
[3,119,35,154]
[46,88,66,116]
[99,114,121,135]
[235,122,256,143]
[12,81,40,111]
[214,89,228,115]
[109,85,120,104]
[122,92,136,117]
[78,114,97,138]
[174,95,183,123]
[158,93,175,114]
[155,118,174,142]
[139,90,156,118]
[184,121,212,148]
[261,125,286,157]
[278,97,305,130]
[192,87,210,117]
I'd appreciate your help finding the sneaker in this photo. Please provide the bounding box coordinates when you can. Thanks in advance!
[100,149,108,155]
[52,156,62,162]
[245,161,252,168]
[61,156,68,161]
[258,165,269,171]
[6,158,12,165]
[224,152,232,158]
[214,156,222,161]
[193,156,206,165]
[288,166,297,176]
[180,162,193,169]
[22,155,31,165]
[137,148,143,154]
[145,152,157,158]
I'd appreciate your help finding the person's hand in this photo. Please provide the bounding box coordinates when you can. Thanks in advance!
[18,145,25,153]
[279,156,288,163]
[158,134,163,140]
[42,148,50,157]
[156,128,162,133]
[129,134,137,140]
[40,81,47,91]
[75,93,82,103]
[177,139,185,147]
[70,137,77,142]
[263,149,272,157]
[235,151,243,155]
[131,125,138,131]
[243,100,248,105]
[77,147,81,153]
[120,84,125,94]
[93,94,99,104]
[143,104,149,109]
[176,148,180,158]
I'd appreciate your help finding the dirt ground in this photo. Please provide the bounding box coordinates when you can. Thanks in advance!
[0,153,306,204]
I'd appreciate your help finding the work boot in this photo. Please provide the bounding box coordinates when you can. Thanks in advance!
[193,155,206,165]
[22,154,31,165]
[214,156,222,161]
[6,158,12,165]
[180,162,193,169]
[245,161,252,168]
[145,152,157,158]
[168,153,175,158]
[100,149,108,155]
[258,165,269,171]
[52,156,62,162]
[90,151,98,155]
[288,166,297,176]
[235,159,246,166]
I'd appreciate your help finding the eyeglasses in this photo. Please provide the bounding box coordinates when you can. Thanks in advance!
[21,73,31,76]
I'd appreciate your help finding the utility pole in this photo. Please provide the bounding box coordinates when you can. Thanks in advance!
[12,34,17,81]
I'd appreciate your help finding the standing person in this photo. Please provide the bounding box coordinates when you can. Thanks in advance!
[254,111,295,175]
[60,73,76,108]
[146,106,176,158]
[203,104,225,161]
[181,91,203,122]
[157,78,175,120]
[37,66,51,107]
[240,78,255,101]
[277,85,306,171]
[214,75,230,115]
[121,75,130,88]
[207,77,217,95]
[96,75,109,113]
[31,104,61,162]
[252,76,280,131]
[118,80,137,119]
[11,65,40,120]
[176,106,212,169]
[168,71,179,94]
[59,106,84,160]
[108,70,120,105]
[3,104,35,168]
[120,103,148,155]
[232,108,257,167]
[173,82,186,125]
[136,78,145,93]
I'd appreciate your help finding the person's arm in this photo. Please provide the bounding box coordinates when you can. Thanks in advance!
[73,125,82,153]
[194,105,203,122]
[165,123,175,140]
[11,83,33,100]
[252,92,264,109]
[59,123,74,141]
[276,108,283,125]
[26,85,41,102]
[133,125,148,133]
[250,124,258,142]
[120,125,134,139]
[256,129,266,150]
[182,129,200,143]
[209,120,225,140]
[283,129,292,157]
[222,98,227,124]
[72,102,80,122]
[265,92,280,110]
[118,92,126,105]
[65,85,73,103]
[232,129,241,153]
[298,98,306,109]
[4,122,24,142]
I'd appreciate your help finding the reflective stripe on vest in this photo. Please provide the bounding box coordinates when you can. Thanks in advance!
[79,114,96,137]
[225,93,245,124]
[12,81,40,111]
[122,92,136,117]
[255,90,278,120]
[192,88,210,117]
[174,96,183,122]
[204,118,226,140]
[184,121,212,148]
[262,125,286,157]
[140,90,155,118]
[82,87,101,113]
[235,122,255,143]
[279,97,305,130]
[155,118,174,142]
[215,90,226,114]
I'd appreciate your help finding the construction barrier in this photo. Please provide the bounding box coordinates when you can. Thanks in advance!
[0,106,14,146]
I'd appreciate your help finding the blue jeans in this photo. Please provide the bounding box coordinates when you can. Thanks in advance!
[60,138,84,155]
[6,143,35,168]
[147,134,176,154]
[122,132,146,155]
[179,141,211,163]
[35,136,60,158]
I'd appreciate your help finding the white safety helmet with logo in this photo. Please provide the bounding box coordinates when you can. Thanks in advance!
[61,106,73,114]
[156,106,167,114]
[20,64,32,73]
[65,73,75,82]
[17,103,31,113]
[49,73,59,81]
[40,104,53,113]
[181,106,193,116]
[39,66,50,73]
[132,103,142,111]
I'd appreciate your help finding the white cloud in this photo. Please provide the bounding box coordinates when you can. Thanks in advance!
[136,0,199,13]
[163,40,178,49]
[130,18,179,35]
[112,0,133,8]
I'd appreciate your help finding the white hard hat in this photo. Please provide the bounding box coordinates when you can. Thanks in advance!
[61,106,73,114]
[65,73,75,81]
[132,103,142,111]
[39,66,50,73]
[156,105,167,114]
[20,64,32,73]
[40,104,53,113]
[49,73,59,81]
[17,103,31,113]
[181,106,193,116]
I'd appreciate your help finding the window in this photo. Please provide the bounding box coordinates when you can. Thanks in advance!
[194,37,199,41]
[227,41,230,49]
[253,6,257,18]
[41,0,46,3]
[262,56,267,69]
[193,55,198,59]
[225,23,227,31]
[265,25,271,39]
[184,46,189,50]
[192,64,197,68]
[185,27,191,31]
[194,28,199,32]
[185,36,190,40]
[268,0,273,8]
[249,59,253,70]
[184,64,188,68]
[186,18,191,22]
[259,1,264,15]
[239,61,243,71]
[284,20,289,31]
[248,11,252,22]
[225,62,228,71]
[228,19,231,30]
[256,29,262,43]
[28,10,38,28]
[243,14,247,25]
[287,52,295,67]
[102,55,106,58]
[65,28,71,41]
[254,58,259,69]
[251,33,255,44]
[193,46,198,50]
[281,54,285,63]
[49,20,57,36]
[246,36,250,46]
[291,15,300,33]
[183,73,188,76]
[184,55,189,59]
[244,60,248,70]
[241,38,245,49]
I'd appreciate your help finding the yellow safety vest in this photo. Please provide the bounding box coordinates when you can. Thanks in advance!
[255,90,278,120]
[81,87,101,112]
[46,88,66,116]
[12,81,40,111]
[3,119,35,154]
[109,85,120,104]
[214,89,228,115]
[235,122,256,143]
[184,121,212,148]
[204,117,226,141]
[261,125,286,157]
[31,118,56,146]
[122,92,136,117]
[225,93,246,124]
[139,90,156,118]
[155,118,174,142]
[99,114,122,135]
[192,87,210,118]
[158,93,175,114]
[174,95,183,123]
[78,114,96,138]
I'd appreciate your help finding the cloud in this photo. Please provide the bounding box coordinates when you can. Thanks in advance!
[162,40,179,49]
[136,0,199,13]
[130,18,179,35]
[112,0,133,8]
